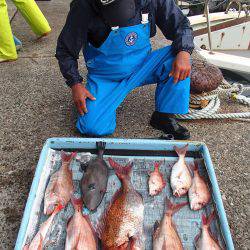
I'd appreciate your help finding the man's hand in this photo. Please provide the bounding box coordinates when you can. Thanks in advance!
[71,83,96,115]
[169,51,191,83]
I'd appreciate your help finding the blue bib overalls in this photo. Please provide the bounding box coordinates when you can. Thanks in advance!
[77,16,190,136]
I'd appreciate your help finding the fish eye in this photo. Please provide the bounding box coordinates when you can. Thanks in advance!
[88,183,95,190]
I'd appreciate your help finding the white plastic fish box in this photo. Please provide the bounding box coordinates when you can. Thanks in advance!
[15,138,234,250]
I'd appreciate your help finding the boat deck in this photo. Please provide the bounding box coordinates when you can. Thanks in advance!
[0,0,249,249]
[218,50,250,59]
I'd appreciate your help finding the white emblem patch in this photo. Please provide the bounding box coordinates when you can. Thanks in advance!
[125,32,138,46]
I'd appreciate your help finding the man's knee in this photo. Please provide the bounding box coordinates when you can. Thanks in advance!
[76,114,115,136]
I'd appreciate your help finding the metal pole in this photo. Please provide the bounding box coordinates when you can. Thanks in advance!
[204,0,213,53]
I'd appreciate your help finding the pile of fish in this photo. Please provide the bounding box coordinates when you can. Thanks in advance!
[24,142,223,250]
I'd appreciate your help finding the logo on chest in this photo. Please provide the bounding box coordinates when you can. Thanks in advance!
[125,32,138,46]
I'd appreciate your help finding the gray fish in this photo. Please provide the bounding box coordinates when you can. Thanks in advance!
[81,141,108,211]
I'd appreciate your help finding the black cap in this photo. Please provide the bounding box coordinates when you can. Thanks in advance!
[98,0,136,27]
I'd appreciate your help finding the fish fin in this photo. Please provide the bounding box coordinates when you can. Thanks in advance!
[174,144,189,157]
[202,210,216,227]
[108,158,133,179]
[96,141,106,158]
[71,195,83,211]
[166,198,188,215]
[188,160,205,181]
[207,210,216,226]
[194,231,201,245]
[189,161,199,175]
[61,151,77,163]
[162,179,166,188]
[213,235,222,248]
[201,213,208,226]
[206,223,222,249]
[193,161,199,171]
[187,164,194,178]
[53,203,64,214]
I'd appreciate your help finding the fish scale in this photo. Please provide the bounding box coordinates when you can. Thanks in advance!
[99,158,145,249]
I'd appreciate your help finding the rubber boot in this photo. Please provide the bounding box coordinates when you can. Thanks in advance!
[150,111,190,140]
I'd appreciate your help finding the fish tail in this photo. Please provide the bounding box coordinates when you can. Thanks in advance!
[190,161,199,172]
[202,210,216,227]
[71,195,83,211]
[174,144,189,157]
[96,141,106,158]
[154,161,162,171]
[108,158,133,178]
[61,151,77,163]
[188,161,199,177]
[166,198,188,215]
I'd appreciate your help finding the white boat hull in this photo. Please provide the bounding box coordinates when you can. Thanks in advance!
[189,12,250,81]
[197,49,250,81]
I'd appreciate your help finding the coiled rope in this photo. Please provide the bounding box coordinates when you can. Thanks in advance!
[174,79,250,120]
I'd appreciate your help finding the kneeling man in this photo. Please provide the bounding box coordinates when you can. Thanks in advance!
[56,0,194,139]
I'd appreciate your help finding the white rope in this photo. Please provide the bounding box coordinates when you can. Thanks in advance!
[175,80,250,120]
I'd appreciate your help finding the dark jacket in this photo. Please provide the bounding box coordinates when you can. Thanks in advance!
[56,0,194,87]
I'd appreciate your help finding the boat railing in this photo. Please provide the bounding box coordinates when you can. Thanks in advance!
[225,0,249,17]
[201,0,249,52]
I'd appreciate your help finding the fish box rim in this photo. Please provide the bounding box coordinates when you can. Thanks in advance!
[15,138,235,250]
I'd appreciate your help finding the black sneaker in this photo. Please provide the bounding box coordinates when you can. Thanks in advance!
[150,111,190,140]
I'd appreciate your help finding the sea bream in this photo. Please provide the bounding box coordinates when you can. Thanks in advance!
[188,162,211,210]
[44,151,76,215]
[148,162,166,196]
[195,211,222,250]
[23,204,63,250]
[170,144,192,197]
[81,141,108,211]
[153,198,188,250]
[65,196,97,250]
[99,158,145,249]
